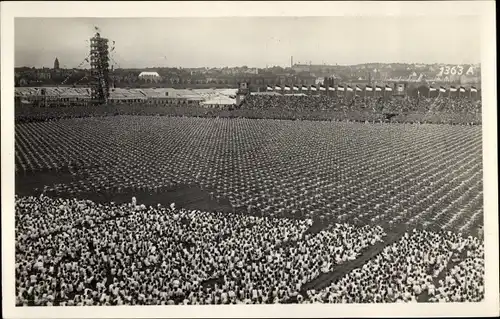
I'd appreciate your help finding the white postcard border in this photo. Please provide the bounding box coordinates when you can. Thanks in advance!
[1,1,498,318]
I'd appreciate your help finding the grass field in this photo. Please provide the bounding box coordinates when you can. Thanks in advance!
[15,116,483,237]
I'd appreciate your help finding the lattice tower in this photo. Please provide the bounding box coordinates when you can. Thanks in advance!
[89,32,110,105]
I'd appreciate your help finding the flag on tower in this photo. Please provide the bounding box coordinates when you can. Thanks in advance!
[284,85,291,91]
[310,85,317,91]
[439,86,447,93]
[375,85,382,92]
[266,85,273,91]
[275,85,282,91]
[429,86,437,92]
[301,85,308,91]
[385,85,393,92]
[459,86,466,93]
[293,85,299,91]
[355,85,362,92]
[365,85,373,92]
[470,86,478,93]
[328,86,335,91]
[319,85,326,91]
[449,86,458,92]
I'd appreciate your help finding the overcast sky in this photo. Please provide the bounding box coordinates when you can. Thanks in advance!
[15,16,481,68]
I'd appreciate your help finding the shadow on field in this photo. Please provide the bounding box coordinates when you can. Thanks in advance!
[15,168,78,197]
[16,169,233,213]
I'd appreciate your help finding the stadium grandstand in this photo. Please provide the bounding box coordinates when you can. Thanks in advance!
[16,87,239,108]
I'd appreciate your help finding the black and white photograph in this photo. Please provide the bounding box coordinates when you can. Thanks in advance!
[1,1,498,318]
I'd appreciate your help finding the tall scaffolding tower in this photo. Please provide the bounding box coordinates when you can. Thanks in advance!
[90,32,110,105]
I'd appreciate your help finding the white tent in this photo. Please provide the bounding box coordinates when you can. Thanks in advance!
[217,88,238,97]
[200,96,235,108]
[138,71,161,82]
[138,71,160,78]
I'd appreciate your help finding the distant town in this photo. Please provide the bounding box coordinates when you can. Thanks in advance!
[15,58,481,90]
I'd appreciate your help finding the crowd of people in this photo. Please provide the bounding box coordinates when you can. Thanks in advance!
[15,195,484,306]
[16,94,481,125]
[15,116,483,237]
[307,229,484,303]
[243,95,481,114]
[242,95,482,124]
[14,91,485,306]
[16,195,388,306]
[15,104,214,124]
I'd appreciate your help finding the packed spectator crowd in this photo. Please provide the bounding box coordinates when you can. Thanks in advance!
[15,195,484,306]
[16,95,481,125]
[243,95,481,114]
[15,194,383,306]
[306,229,484,303]
[15,104,213,124]
[242,95,482,124]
